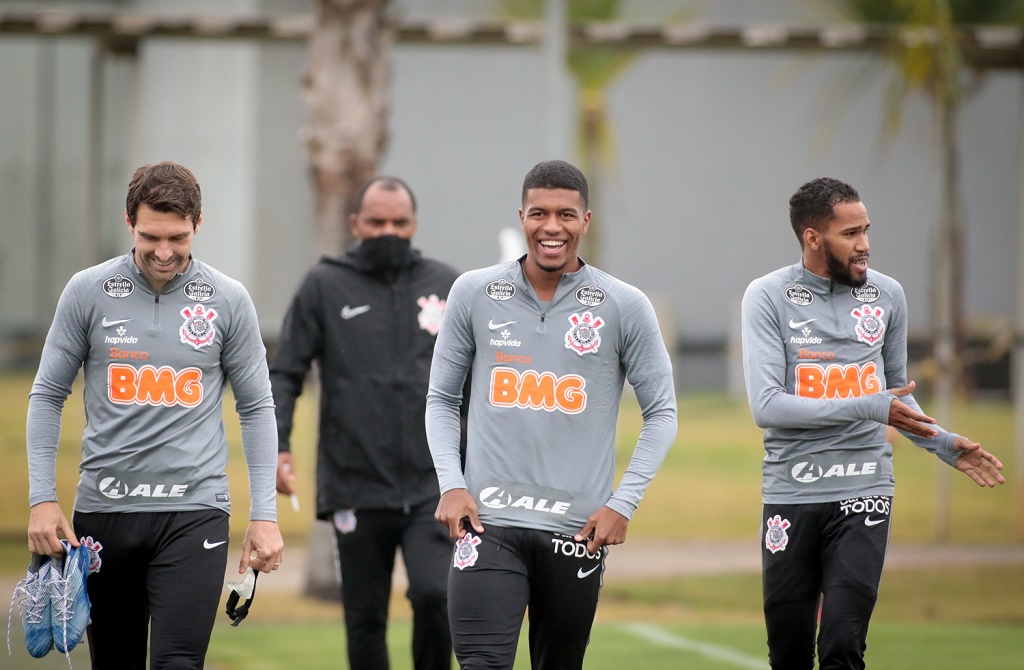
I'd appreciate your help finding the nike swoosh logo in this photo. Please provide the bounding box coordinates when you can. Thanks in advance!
[101,317,133,328]
[488,319,517,330]
[341,305,371,320]
[577,565,599,579]
[203,539,227,549]
[864,516,886,527]
[788,318,817,329]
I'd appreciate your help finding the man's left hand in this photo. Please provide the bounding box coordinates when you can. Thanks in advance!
[239,520,285,574]
[574,506,629,555]
[954,436,1005,488]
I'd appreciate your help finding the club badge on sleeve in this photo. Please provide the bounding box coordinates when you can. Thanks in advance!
[453,533,482,570]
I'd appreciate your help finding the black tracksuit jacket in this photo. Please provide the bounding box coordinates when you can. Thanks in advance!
[270,246,462,518]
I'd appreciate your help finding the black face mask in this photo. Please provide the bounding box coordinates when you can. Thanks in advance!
[359,235,412,272]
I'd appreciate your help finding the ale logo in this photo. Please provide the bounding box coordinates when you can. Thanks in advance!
[98,475,188,500]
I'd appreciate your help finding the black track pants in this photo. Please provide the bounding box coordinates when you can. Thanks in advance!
[761,496,892,670]
[446,525,606,670]
[334,502,454,670]
[74,510,230,670]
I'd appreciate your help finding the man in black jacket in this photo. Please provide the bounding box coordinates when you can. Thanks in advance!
[271,176,459,670]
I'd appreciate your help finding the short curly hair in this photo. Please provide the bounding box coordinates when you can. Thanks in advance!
[789,177,860,246]
[521,160,588,209]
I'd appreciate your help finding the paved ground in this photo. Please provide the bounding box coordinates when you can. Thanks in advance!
[239,540,1024,593]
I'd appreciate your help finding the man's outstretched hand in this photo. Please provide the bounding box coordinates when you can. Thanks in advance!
[953,436,1005,488]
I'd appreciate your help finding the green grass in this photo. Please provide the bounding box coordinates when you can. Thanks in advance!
[8,618,1020,670]
[602,566,1024,624]
[1,372,1022,669]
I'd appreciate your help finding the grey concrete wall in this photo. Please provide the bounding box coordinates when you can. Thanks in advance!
[0,0,1018,391]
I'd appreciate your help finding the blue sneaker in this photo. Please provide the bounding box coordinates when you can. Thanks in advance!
[49,540,90,655]
[7,553,54,658]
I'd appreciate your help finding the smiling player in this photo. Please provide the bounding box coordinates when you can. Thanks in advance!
[426,160,678,670]
[25,161,282,668]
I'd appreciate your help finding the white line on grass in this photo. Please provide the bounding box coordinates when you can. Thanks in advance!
[618,622,769,670]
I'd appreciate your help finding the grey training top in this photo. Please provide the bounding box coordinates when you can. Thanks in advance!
[27,252,277,520]
[741,261,962,504]
[426,259,678,534]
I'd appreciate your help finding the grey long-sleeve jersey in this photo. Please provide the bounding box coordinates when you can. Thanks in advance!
[27,252,278,520]
[426,259,677,535]
[741,262,962,504]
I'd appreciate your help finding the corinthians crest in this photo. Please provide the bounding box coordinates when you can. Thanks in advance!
[765,515,791,554]
[453,533,482,570]
[851,304,885,346]
[180,304,218,349]
[416,294,446,335]
[565,311,604,355]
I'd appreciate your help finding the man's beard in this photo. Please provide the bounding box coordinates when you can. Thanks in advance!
[532,256,569,274]
[824,241,867,288]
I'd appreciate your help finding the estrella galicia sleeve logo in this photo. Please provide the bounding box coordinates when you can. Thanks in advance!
[785,285,813,306]
[180,304,218,349]
[575,284,606,307]
[485,279,517,301]
[183,278,216,302]
[102,273,135,298]
[851,283,880,303]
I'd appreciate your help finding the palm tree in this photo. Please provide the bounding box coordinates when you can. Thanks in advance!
[816,0,1024,539]
[302,0,394,257]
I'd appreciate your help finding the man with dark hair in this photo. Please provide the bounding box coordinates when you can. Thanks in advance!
[271,175,459,670]
[741,176,1004,669]
[24,161,283,667]
[426,159,678,669]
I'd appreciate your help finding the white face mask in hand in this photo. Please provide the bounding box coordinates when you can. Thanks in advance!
[224,568,258,626]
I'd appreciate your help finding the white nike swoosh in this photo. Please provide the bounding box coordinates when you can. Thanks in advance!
[203,539,227,549]
[864,517,886,527]
[488,319,517,330]
[577,565,600,579]
[788,318,817,329]
[341,305,371,320]
[101,317,133,328]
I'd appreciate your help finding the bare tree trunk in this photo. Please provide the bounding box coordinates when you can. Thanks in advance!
[302,0,393,258]
[578,91,604,267]
[300,0,394,600]
[1014,85,1024,541]
[931,96,963,542]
